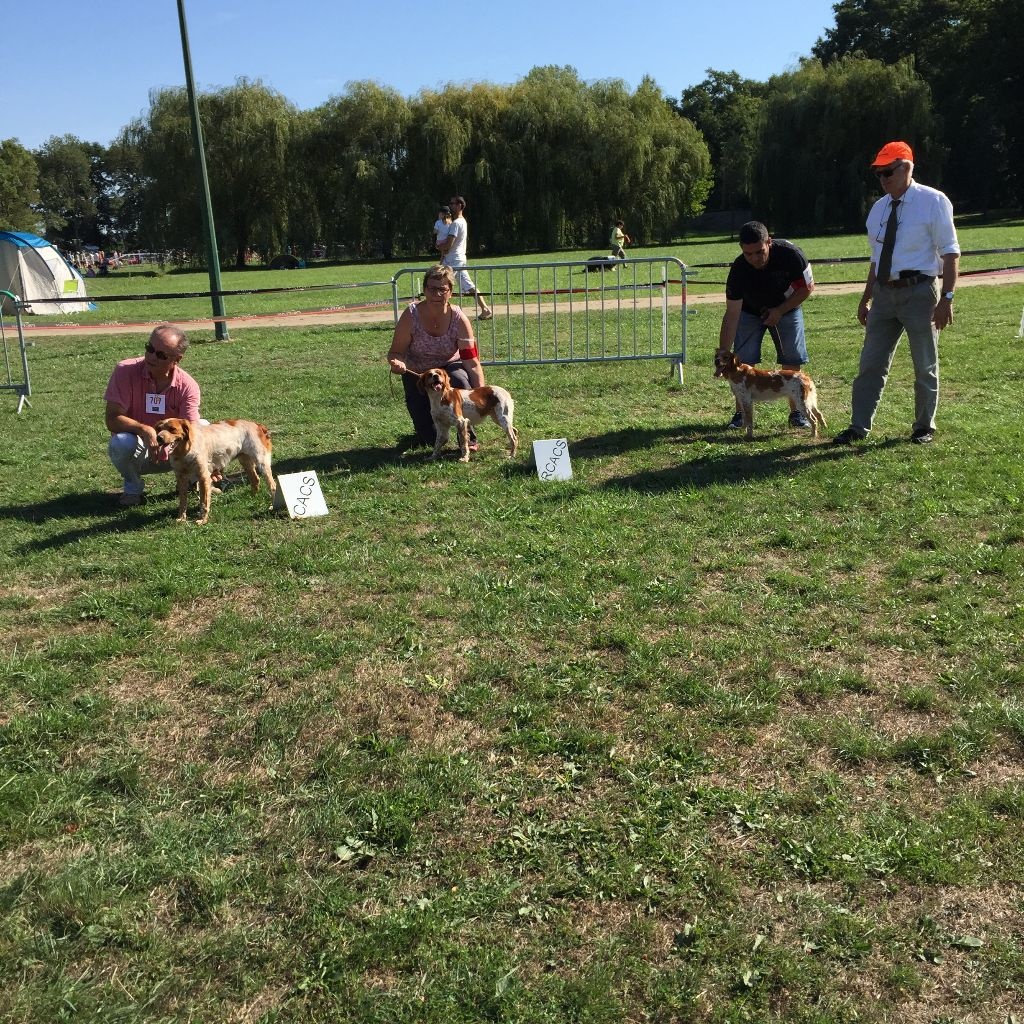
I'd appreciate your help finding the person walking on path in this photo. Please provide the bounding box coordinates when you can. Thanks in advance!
[437,195,492,320]
[610,220,631,259]
[834,141,960,446]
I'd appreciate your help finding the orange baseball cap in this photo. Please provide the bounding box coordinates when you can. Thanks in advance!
[871,141,914,166]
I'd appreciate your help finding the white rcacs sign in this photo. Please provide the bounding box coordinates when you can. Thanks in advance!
[533,439,573,481]
[274,471,329,519]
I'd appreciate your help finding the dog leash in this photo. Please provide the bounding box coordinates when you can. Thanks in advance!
[387,366,420,398]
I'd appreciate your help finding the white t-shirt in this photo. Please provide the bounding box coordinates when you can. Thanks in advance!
[433,219,450,245]
[443,216,469,266]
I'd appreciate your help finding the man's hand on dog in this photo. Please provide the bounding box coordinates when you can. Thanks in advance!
[139,423,160,454]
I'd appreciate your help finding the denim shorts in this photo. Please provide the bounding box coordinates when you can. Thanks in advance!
[732,307,808,366]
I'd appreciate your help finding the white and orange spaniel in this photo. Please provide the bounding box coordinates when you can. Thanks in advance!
[416,368,519,462]
[714,350,827,440]
[154,417,276,524]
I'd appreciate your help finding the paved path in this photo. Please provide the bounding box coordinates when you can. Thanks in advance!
[16,268,1024,338]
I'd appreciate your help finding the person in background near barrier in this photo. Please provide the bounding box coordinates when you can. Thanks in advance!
[717,220,816,429]
[387,264,485,450]
[433,205,452,253]
[833,141,960,446]
[610,219,631,259]
[437,195,493,320]
[104,324,201,507]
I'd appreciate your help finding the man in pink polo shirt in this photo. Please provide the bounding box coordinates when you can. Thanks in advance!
[104,323,202,506]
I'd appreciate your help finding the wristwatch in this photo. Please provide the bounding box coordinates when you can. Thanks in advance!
[942,290,955,301]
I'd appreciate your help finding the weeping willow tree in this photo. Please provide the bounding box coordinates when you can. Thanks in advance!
[129,78,295,266]
[306,83,412,258]
[406,81,512,253]
[752,56,936,233]
[117,67,711,259]
[400,67,711,254]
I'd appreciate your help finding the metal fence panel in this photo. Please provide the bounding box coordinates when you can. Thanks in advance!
[392,257,692,378]
[0,291,32,413]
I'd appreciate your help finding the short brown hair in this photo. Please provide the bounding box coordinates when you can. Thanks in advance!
[422,264,455,292]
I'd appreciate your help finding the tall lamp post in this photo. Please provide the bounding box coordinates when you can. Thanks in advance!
[176,0,229,340]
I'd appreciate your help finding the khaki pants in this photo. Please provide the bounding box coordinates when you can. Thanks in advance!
[851,278,939,435]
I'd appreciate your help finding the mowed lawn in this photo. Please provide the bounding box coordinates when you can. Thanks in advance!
[1,282,1023,1022]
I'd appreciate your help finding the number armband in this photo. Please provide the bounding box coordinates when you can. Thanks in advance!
[459,344,479,360]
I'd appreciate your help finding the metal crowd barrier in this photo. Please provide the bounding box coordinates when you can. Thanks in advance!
[0,291,32,414]
[392,257,694,382]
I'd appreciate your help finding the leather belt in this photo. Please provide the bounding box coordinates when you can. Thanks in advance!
[883,273,935,289]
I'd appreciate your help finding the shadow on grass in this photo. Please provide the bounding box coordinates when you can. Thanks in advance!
[572,423,700,458]
[3,489,179,552]
[602,434,905,492]
[274,441,418,477]
[0,489,124,525]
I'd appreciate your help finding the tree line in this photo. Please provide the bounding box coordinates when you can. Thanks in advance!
[0,0,1018,264]
[0,68,711,267]
[677,0,1021,231]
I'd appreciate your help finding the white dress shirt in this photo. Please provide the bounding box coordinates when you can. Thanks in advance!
[866,181,960,281]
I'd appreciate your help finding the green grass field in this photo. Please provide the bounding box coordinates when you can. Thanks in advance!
[1,261,1023,1020]
[19,217,1024,328]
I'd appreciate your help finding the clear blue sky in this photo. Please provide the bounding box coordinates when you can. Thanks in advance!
[5,0,839,150]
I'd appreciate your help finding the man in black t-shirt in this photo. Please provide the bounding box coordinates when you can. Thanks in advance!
[717,221,816,429]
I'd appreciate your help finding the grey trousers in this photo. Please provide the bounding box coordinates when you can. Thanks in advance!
[851,278,940,435]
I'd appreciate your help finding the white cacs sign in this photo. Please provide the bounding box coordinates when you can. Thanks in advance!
[532,438,572,481]
[274,471,329,519]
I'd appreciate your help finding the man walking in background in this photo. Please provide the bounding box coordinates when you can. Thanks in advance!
[717,220,816,429]
[438,195,492,320]
[834,141,960,446]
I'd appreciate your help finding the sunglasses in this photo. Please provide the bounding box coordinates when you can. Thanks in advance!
[875,164,903,179]
[145,342,178,361]
[425,282,451,293]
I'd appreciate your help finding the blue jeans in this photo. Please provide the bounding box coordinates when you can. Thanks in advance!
[732,307,809,366]
[108,433,172,496]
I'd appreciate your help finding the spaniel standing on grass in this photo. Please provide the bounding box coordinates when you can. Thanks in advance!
[154,418,276,524]
[714,351,827,440]
[416,368,518,462]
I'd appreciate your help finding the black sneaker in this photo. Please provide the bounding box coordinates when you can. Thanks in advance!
[911,428,935,444]
[833,427,866,446]
[727,411,744,429]
[788,410,811,429]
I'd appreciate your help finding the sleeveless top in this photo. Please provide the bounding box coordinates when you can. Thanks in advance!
[404,301,472,373]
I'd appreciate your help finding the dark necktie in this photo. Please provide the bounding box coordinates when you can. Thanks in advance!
[876,198,900,285]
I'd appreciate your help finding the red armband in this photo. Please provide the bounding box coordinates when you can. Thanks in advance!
[459,344,479,360]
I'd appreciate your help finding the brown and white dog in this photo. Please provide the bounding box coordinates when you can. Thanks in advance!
[416,368,518,462]
[154,418,276,524]
[713,350,827,440]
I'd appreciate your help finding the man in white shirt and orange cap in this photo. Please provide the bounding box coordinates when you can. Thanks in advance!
[834,140,960,446]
